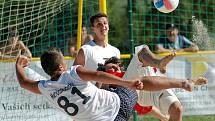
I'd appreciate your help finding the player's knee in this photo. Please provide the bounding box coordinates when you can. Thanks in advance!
[169,102,183,114]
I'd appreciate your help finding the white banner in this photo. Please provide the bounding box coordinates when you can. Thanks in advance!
[166,54,215,115]
[0,60,73,121]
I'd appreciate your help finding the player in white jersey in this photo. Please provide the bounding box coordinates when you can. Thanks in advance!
[16,47,207,121]
[73,13,120,74]
[124,45,204,121]
[80,40,120,72]
[73,13,120,87]
[72,13,136,120]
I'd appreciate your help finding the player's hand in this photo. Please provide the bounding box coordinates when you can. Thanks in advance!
[16,55,29,67]
[129,79,144,90]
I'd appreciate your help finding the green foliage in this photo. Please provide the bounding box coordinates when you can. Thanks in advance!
[131,0,215,51]
[106,0,215,52]
[107,0,130,54]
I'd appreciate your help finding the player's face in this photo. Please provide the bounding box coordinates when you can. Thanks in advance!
[167,29,178,42]
[105,63,122,72]
[91,17,109,36]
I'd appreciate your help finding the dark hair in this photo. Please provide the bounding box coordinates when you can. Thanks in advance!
[97,57,121,72]
[97,63,106,72]
[40,47,64,76]
[90,13,108,27]
[104,56,121,65]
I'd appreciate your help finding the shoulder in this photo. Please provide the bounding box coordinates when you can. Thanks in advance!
[107,44,120,54]
[107,44,120,57]
[178,35,185,39]
[38,80,47,87]
[107,44,120,51]
[178,35,191,42]
[69,65,83,80]
[82,40,96,48]
[81,44,94,54]
[81,40,98,53]
[70,65,81,72]
[38,80,49,93]
[87,34,94,40]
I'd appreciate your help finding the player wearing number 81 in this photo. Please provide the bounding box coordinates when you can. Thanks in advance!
[15,47,141,121]
[15,47,207,121]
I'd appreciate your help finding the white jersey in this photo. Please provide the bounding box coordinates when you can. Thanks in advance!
[38,65,120,121]
[123,45,162,107]
[82,40,120,71]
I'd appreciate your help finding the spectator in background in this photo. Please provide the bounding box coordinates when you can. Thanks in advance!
[68,25,93,57]
[155,24,199,53]
[68,38,77,57]
[0,30,32,60]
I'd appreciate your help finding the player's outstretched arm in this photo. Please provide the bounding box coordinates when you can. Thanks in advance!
[76,65,143,90]
[19,41,32,59]
[16,56,41,94]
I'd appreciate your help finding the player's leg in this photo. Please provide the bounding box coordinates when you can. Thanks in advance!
[124,50,207,92]
[168,102,183,121]
[150,106,169,121]
[159,89,183,121]
[139,76,207,92]
[137,45,176,73]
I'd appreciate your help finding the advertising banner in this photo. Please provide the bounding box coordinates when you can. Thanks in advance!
[166,54,215,115]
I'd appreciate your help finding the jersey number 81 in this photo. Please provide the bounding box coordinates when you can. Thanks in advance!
[57,87,91,116]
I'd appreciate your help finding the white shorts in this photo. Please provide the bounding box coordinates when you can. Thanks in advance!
[137,89,180,115]
[137,90,162,106]
[159,89,180,115]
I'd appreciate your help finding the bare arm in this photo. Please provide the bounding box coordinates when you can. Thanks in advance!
[150,106,169,121]
[16,56,41,94]
[177,44,199,52]
[76,65,143,90]
[19,41,32,58]
[155,45,173,53]
[68,46,77,57]
[156,44,199,53]
[73,48,85,66]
